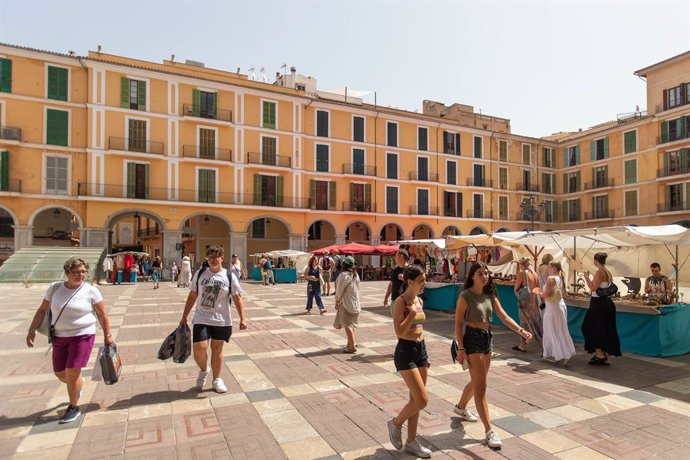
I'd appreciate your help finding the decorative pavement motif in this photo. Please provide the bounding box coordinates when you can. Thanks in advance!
[1,280,690,459]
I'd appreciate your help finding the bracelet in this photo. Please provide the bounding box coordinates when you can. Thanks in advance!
[104,333,112,337]
[458,348,465,351]
[28,327,36,334]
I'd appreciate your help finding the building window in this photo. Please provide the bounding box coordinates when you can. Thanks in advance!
[499,167,508,190]
[443,131,460,155]
[350,183,371,212]
[624,130,637,154]
[262,101,276,129]
[310,180,336,211]
[128,119,147,152]
[624,159,637,184]
[46,109,69,146]
[252,219,265,239]
[444,191,462,217]
[352,148,365,175]
[446,160,456,185]
[543,147,554,168]
[665,149,690,175]
[473,136,482,158]
[261,136,277,165]
[418,127,428,151]
[543,201,555,223]
[592,138,608,160]
[566,145,579,167]
[121,77,146,111]
[499,140,507,162]
[0,58,11,93]
[353,116,365,142]
[316,144,329,172]
[0,150,9,192]
[198,169,216,203]
[386,186,398,214]
[126,162,149,199]
[593,195,608,219]
[668,183,684,211]
[417,189,429,215]
[45,156,68,195]
[565,171,580,193]
[666,85,683,110]
[47,66,68,101]
[522,170,531,191]
[473,194,484,218]
[316,110,329,137]
[566,199,580,222]
[386,153,397,179]
[199,128,216,159]
[253,174,283,207]
[417,157,429,181]
[473,164,485,187]
[625,190,638,216]
[386,122,397,147]
[522,144,531,165]
[542,173,554,194]
[498,195,508,220]
[593,166,608,187]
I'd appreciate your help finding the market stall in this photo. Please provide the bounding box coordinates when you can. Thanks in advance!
[249,249,309,283]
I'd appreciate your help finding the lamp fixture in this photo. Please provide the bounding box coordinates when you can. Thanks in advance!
[265,218,271,226]
[203,215,210,225]
[53,208,61,219]
[133,212,140,220]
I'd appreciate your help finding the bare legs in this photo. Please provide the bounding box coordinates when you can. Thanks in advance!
[54,368,84,406]
[193,339,225,379]
[457,352,492,432]
[344,326,356,351]
[395,366,429,442]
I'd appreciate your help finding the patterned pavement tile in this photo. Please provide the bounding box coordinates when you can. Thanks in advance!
[492,415,546,436]
[245,388,284,402]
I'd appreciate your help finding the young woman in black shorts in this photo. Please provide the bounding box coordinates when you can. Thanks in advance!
[454,262,533,448]
[386,265,432,458]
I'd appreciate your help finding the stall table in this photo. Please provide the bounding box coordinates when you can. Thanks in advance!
[250,266,297,283]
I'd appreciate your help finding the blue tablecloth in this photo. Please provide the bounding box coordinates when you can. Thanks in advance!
[249,266,297,283]
[424,282,690,357]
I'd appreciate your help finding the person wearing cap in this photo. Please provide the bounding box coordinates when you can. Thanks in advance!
[229,254,247,281]
[334,256,361,353]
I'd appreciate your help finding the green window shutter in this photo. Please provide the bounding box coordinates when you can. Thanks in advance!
[575,145,580,164]
[309,179,316,199]
[276,176,284,207]
[144,164,150,199]
[661,121,669,143]
[682,148,689,173]
[120,77,130,108]
[192,89,200,117]
[209,170,216,201]
[624,160,636,184]
[552,201,558,222]
[263,101,276,129]
[562,173,567,193]
[591,196,595,217]
[126,163,136,198]
[329,181,336,210]
[364,183,371,208]
[682,116,688,139]
[0,151,9,191]
[137,81,146,111]
[576,172,581,192]
[0,58,12,93]
[603,137,609,159]
[563,148,568,167]
[590,140,596,161]
[624,131,636,154]
[48,66,68,101]
[46,109,68,146]
[198,170,208,202]
[253,174,261,205]
[211,93,217,118]
[562,202,568,222]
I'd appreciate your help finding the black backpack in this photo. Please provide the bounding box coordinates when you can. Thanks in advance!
[195,265,238,300]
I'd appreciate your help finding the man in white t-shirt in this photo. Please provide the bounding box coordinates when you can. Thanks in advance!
[179,245,248,393]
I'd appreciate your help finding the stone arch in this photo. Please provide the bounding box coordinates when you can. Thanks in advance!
[379,222,403,242]
[345,220,371,242]
[470,226,487,235]
[495,227,510,233]
[177,211,233,232]
[412,223,434,239]
[441,225,461,236]
[0,205,19,226]
[307,219,337,252]
[29,204,84,229]
[243,214,292,235]
[104,208,166,231]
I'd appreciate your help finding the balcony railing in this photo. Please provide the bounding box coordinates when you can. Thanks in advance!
[308,198,337,211]
[409,205,439,216]
[658,202,690,213]
[541,185,555,194]
[585,210,615,220]
[466,209,492,219]
[182,104,233,123]
[443,208,462,218]
[342,201,373,212]
[564,214,582,223]
[182,145,232,162]
[516,183,539,192]
[657,166,690,178]
[342,164,376,176]
[409,171,439,182]
[77,183,308,209]
[585,178,615,190]
[0,126,21,141]
[0,178,21,193]
[247,152,292,168]
[466,177,493,187]
[109,137,164,155]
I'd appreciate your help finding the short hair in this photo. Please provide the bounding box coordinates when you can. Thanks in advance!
[594,252,608,264]
[650,262,661,269]
[63,256,89,274]
[518,257,531,267]
[206,245,224,257]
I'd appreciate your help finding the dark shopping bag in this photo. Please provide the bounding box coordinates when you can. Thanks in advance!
[99,343,122,385]
[157,329,176,360]
[173,325,192,364]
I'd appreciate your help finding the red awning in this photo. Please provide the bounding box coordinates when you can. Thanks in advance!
[336,242,377,255]
[373,243,399,256]
[311,244,341,255]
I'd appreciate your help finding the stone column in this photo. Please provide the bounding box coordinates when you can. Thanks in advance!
[80,227,109,248]
[163,230,184,280]
[12,225,32,251]
[230,231,248,267]
[335,234,346,245]
[369,237,382,268]
[289,233,307,252]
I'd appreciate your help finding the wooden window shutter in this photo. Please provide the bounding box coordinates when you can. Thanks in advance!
[47,109,68,146]
[663,89,669,111]
[137,81,146,111]
[253,174,261,205]
[143,164,150,199]
[455,133,460,155]
[211,93,217,118]
[364,183,371,210]
[48,66,67,101]
[562,173,567,193]
[120,77,130,108]
[192,89,201,117]
[198,169,208,202]
[576,172,581,192]
[0,151,8,191]
[329,181,336,210]
[563,148,568,167]
[603,137,609,159]
[590,140,596,161]
[309,179,316,208]
[0,58,11,93]
[681,116,688,139]
[661,121,669,143]
[276,176,284,207]
[575,145,580,164]
[126,163,136,198]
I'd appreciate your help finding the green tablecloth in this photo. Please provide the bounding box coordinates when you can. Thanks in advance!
[249,266,297,283]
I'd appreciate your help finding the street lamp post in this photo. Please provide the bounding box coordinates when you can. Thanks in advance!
[520,195,546,230]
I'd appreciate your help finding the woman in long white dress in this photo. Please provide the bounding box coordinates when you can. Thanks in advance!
[539,261,575,365]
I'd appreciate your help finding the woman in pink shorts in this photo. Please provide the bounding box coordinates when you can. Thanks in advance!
[26,257,113,424]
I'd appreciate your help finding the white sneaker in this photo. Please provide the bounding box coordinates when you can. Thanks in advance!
[453,405,478,422]
[196,368,209,389]
[212,378,227,393]
[485,430,503,448]
[404,438,431,458]
[387,417,403,450]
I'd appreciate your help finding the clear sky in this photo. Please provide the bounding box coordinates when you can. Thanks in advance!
[1,0,689,137]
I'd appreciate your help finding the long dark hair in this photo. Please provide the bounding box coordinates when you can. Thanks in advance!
[463,262,497,297]
[400,264,424,296]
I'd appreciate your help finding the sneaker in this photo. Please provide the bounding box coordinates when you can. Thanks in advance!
[453,405,478,422]
[387,417,403,450]
[196,368,209,389]
[319,309,326,315]
[212,378,227,393]
[404,438,431,458]
[485,430,503,449]
[59,404,81,424]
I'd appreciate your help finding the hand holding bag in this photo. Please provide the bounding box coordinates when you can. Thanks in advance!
[100,343,122,385]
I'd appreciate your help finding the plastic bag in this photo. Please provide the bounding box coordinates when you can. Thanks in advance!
[157,329,176,360]
[100,343,122,385]
[173,325,191,364]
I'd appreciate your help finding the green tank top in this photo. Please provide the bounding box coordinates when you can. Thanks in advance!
[460,289,493,323]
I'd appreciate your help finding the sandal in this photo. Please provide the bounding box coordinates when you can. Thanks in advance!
[589,356,610,366]
[343,348,357,354]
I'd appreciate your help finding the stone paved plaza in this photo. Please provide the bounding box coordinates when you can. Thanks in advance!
[1,280,690,459]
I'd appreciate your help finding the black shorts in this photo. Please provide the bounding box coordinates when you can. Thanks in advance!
[193,324,233,343]
[463,326,492,355]
[394,339,429,371]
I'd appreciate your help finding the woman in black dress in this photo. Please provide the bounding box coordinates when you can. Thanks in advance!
[582,252,621,365]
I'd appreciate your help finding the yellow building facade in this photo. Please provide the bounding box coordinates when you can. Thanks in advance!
[1,43,689,268]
